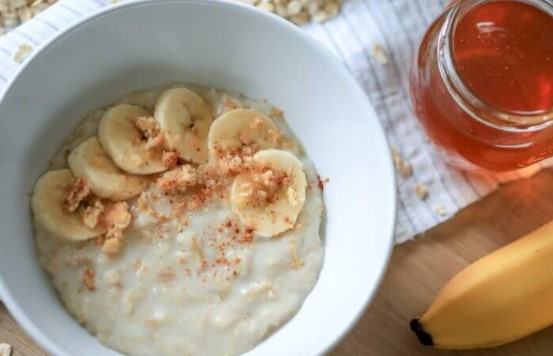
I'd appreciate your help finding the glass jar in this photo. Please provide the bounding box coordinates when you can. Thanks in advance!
[410,0,553,171]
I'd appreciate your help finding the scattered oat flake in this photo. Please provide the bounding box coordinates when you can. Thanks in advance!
[63,177,90,213]
[107,0,340,23]
[415,183,429,200]
[0,343,12,356]
[17,6,32,22]
[13,43,32,63]
[0,0,59,26]
[435,205,448,217]
[391,147,413,178]
[400,162,413,178]
[391,147,402,169]
[371,44,389,64]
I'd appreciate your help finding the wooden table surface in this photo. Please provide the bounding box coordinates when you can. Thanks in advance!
[3,170,553,355]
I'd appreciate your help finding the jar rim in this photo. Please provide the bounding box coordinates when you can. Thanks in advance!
[438,0,553,133]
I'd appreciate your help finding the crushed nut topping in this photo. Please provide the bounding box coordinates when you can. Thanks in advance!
[145,132,166,150]
[102,236,124,255]
[137,191,164,220]
[102,202,132,230]
[82,267,96,292]
[218,154,246,175]
[136,115,165,150]
[82,200,104,228]
[157,165,198,193]
[63,177,90,213]
[234,163,291,208]
[97,202,132,255]
[135,115,159,138]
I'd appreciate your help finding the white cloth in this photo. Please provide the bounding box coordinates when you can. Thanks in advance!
[0,0,547,244]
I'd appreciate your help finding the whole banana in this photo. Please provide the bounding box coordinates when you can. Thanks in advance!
[411,220,553,349]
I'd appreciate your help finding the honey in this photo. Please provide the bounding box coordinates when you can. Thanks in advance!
[410,0,553,171]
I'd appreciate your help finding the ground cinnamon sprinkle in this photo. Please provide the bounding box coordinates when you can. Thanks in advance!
[157,165,197,193]
[215,257,230,266]
[161,149,179,168]
[237,228,255,243]
[157,267,176,282]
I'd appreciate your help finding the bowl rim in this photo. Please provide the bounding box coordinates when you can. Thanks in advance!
[0,0,397,355]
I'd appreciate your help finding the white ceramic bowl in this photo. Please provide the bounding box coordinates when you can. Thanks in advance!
[0,1,396,355]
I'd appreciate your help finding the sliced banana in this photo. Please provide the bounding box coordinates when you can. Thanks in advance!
[68,137,150,201]
[98,104,167,175]
[31,169,107,241]
[154,87,213,163]
[208,109,281,164]
[231,149,307,237]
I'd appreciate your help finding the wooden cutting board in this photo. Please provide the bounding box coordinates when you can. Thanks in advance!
[3,170,553,355]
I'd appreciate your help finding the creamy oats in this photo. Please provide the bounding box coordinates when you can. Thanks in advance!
[31,84,325,356]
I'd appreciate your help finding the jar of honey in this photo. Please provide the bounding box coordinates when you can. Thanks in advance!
[410,0,553,171]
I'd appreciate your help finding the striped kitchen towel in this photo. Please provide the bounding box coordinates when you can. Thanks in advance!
[0,0,547,244]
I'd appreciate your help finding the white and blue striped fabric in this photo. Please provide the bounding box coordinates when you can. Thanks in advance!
[1,0,548,244]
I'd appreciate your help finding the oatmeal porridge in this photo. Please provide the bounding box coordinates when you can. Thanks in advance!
[30,84,325,356]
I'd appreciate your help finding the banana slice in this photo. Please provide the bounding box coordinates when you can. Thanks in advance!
[68,137,150,201]
[208,109,281,164]
[98,104,167,175]
[231,149,307,237]
[154,87,213,163]
[31,169,107,241]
